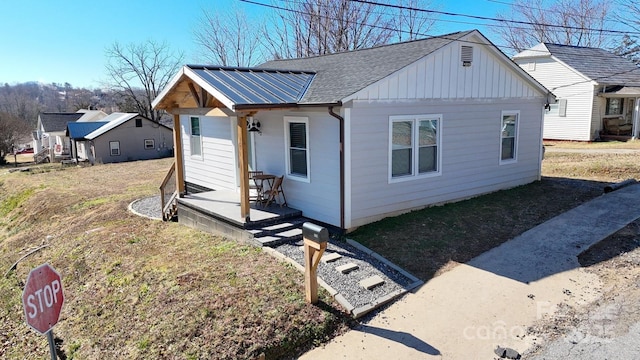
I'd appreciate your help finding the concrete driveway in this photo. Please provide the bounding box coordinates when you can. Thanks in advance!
[300,183,640,359]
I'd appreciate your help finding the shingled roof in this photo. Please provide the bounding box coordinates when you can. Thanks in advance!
[515,43,640,86]
[258,30,474,104]
[39,113,83,132]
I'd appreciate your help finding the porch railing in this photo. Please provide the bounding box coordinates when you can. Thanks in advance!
[159,162,178,221]
[33,148,50,164]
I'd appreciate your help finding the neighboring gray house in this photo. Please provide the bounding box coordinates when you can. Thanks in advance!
[514,43,640,141]
[153,30,552,232]
[33,110,108,162]
[66,112,173,164]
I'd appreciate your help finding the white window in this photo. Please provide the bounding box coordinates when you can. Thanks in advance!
[109,141,120,156]
[284,116,310,182]
[389,114,441,182]
[144,139,155,149]
[190,117,202,157]
[500,111,519,162]
[545,99,567,117]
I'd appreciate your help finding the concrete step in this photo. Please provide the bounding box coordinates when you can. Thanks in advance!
[359,275,385,290]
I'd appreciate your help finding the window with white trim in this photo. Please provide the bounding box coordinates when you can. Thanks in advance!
[389,114,441,181]
[190,117,202,157]
[284,117,309,181]
[109,141,120,156]
[500,111,519,162]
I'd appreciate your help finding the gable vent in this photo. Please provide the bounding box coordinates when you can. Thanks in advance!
[461,45,473,67]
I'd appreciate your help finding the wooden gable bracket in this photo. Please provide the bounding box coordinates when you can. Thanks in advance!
[187,82,211,108]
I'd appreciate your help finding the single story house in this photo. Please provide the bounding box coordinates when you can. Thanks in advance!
[66,112,173,164]
[153,29,552,234]
[513,43,640,141]
[33,110,107,162]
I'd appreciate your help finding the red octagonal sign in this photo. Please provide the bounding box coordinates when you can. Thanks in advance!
[22,263,64,334]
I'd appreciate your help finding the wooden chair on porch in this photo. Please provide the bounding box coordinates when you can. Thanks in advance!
[265,175,287,207]
[249,171,264,204]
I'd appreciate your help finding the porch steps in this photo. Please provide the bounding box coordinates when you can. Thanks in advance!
[249,217,307,247]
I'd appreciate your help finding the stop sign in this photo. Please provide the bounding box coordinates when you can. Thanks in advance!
[22,263,64,334]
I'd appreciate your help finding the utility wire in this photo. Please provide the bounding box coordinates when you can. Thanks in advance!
[348,0,640,36]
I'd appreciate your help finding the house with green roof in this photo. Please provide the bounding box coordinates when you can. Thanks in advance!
[153,30,552,238]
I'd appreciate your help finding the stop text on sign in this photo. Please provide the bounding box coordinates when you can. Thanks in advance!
[24,279,62,319]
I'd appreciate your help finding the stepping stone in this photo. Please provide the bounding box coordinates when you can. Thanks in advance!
[275,228,302,238]
[336,263,359,274]
[263,222,294,231]
[255,236,280,246]
[321,252,342,264]
[359,275,385,290]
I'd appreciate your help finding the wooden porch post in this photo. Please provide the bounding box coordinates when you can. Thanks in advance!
[237,115,250,221]
[173,113,185,196]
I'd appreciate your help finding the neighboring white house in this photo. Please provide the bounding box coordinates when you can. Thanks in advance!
[66,112,173,164]
[153,29,552,231]
[33,110,108,162]
[513,43,640,141]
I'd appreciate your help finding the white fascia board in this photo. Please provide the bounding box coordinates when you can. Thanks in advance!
[183,66,236,110]
[152,66,186,109]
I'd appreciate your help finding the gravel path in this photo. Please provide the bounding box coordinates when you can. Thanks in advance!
[273,239,422,317]
[129,195,162,220]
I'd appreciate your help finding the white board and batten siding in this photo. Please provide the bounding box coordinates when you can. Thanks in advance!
[251,110,341,227]
[347,99,544,228]
[346,35,540,102]
[514,57,596,141]
[180,114,237,191]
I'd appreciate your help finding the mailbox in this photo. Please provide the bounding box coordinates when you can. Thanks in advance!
[302,222,329,244]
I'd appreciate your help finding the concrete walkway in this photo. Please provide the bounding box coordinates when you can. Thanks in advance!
[300,183,640,359]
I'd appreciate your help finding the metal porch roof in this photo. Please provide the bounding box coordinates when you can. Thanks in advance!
[66,121,108,139]
[187,65,315,107]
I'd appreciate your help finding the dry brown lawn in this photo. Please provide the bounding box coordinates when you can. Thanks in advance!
[0,159,349,360]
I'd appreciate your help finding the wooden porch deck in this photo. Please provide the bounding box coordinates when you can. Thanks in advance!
[176,190,303,244]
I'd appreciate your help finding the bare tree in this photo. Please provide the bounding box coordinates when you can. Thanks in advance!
[0,112,30,164]
[104,40,183,122]
[494,0,612,53]
[194,7,264,66]
[614,1,640,62]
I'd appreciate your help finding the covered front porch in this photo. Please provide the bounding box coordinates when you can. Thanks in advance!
[177,189,304,245]
[600,87,640,140]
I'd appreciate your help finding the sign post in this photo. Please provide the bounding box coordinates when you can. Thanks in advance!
[22,263,64,360]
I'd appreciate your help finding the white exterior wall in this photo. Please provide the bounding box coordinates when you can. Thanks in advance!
[515,57,596,141]
[251,110,341,226]
[347,98,544,228]
[180,115,237,190]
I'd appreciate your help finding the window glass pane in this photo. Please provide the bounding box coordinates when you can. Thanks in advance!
[392,148,412,176]
[501,138,514,160]
[419,146,436,173]
[289,123,306,148]
[290,149,307,176]
[418,120,437,146]
[606,98,623,115]
[392,121,412,148]
[502,115,516,137]
[190,117,200,136]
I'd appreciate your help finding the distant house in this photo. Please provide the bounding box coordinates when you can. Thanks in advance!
[66,112,173,164]
[153,29,552,235]
[514,43,640,141]
[33,110,108,162]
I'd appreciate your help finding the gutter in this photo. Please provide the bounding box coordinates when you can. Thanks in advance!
[328,106,345,230]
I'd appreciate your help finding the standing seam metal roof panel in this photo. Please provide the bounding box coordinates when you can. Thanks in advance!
[188,66,315,107]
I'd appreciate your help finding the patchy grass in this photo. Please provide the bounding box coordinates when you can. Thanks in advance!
[0,158,350,360]
[545,139,640,149]
[350,143,640,282]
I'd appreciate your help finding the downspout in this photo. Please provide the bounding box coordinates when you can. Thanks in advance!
[328,106,345,230]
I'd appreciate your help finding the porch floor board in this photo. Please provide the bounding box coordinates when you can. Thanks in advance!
[177,190,302,228]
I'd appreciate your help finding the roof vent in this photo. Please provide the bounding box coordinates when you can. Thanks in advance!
[461,45,473,67]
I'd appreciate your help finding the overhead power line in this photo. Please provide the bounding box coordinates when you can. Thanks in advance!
[348,0,640,36]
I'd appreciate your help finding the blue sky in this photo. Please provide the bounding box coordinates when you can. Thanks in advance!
[0,0,507,88]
